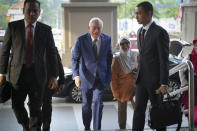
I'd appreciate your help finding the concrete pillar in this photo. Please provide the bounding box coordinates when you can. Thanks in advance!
[61,1,119,67]
[181,1,197,43]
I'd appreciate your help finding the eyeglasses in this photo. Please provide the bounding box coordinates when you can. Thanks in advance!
[120,42,130,45]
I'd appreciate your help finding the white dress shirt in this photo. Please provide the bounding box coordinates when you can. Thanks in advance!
[142,20,153,37]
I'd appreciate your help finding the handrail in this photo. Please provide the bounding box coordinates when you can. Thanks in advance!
[187,60,195,131]
[166,60,195,131]
[169,62,187,76]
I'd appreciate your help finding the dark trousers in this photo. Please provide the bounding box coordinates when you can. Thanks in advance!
[118,99,134,129]
[41,87,54,131]
[11,66,43,131]
[118,95,135,129]
[81,78,104,130]
[118,101,127,129]
[132,83,166,131]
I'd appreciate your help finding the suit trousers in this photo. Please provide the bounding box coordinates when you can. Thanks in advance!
[132,83,166,131]
[41,86,54,131]
[11,65,42,131]
[81,78,104,130]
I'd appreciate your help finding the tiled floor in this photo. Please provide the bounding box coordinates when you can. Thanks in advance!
[0,98,194,131]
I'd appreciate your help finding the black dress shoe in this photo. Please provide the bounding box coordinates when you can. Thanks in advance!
[84,127,90,130]
[156,127,166,131]
[23,127,29,131]
[132,129,143,131]
[43,128,50,131]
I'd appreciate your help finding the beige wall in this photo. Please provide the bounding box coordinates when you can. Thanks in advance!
[61,2,119,67]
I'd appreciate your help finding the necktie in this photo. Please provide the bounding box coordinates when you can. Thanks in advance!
[26,24,33,68]
[140,29,146,46]
[92,39,98,58]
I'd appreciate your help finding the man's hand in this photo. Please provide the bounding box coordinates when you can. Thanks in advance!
[0,76,6,84]
[74,77,81,88]
[156,85,168,95]
[48,77,57,90]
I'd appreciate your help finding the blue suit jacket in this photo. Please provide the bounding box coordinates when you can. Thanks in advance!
[72,33,112,89]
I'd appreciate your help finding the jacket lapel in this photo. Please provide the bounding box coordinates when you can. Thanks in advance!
[20,20,25,48]
[34,22,40,49]
[87,33,92,47]
[137,27,142,52]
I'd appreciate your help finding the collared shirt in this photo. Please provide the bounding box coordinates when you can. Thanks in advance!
[91,36,101,56]
[24,19,37,42]
[142,20,153,37]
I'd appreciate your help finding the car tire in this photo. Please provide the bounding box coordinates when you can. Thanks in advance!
[168,80,180,91]
[168,79,181,99]
[69,84,82,103]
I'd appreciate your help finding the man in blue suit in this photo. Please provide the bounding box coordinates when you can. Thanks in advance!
[72,17,113,130]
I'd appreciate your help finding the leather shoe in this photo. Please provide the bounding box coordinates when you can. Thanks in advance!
[84,127,90,130]
[23,127,29,131]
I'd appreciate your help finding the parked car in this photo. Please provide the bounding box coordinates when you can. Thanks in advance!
[53,67,113,103]
[170,39,192,60]
[168,39,192,95]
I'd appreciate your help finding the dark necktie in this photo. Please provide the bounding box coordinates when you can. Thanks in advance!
[26,24,33,68]
[140,29,146,46]
[92,39,98,58]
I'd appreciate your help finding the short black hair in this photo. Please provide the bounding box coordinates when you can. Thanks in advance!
[137,1,153,16]
[24,0,40,8]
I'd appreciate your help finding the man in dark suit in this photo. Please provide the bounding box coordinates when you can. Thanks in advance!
[41,48,65,131]
[0,0,58,130]
[132,1,169,131]
[72,17,113,130]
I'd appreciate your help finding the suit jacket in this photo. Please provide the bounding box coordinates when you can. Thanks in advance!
[72,33,112,89]
[0,19,58,88]
[47,48,65,85]
[136,22,169,88]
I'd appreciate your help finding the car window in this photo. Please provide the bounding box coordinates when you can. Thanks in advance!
[170,41,183,56]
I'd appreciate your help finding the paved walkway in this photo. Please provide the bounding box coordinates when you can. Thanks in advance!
[0,98,194,131]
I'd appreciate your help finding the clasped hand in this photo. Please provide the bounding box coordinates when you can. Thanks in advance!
[48,76,58,90]
[0,76,6,84]
[155,85,168,95]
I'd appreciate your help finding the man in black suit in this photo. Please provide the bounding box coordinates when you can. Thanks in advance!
[41,48,65,131]
[132,1,169,131]
[0,0,58,130]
